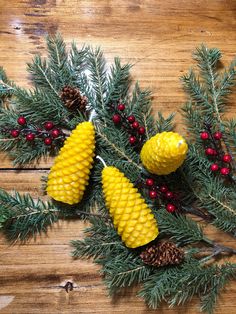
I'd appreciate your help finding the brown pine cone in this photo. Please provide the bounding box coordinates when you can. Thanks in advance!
[60,86,88,112]
[140,241,184,267]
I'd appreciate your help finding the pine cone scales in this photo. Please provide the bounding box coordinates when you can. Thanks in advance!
[60,86,87,111]
[140,241,184,267]
[140,131,188,175]
[47,121,95,205]
[102,166,159,248]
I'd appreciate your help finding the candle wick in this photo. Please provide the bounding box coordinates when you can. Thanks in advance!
[178,140,184,148]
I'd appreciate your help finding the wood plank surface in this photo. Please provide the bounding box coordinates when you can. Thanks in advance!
[0,0,236,313]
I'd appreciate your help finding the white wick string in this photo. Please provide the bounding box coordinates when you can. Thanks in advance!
[96,155,107,167]
[89,109,97,122]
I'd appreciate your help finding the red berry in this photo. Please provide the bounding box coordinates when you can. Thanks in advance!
[26,133,35,141]
[44,121,54,131]
[17,116,26,126]
[213,131,222,140]
[132,121,139,129]
[165,191,174,199]
[220,167,230,176]
[138,127,145,135]
[44,137,52,145]
[129,136,137,145]
[222,154,232,163]
[149,190,157,199]
[117,103,125,111]
[205,148,216,156]
[146,178,154,186]
[210,164,219,172]
[10,129,20,138]
[127,115,135,123]
[166,203,176,213]
[51,129,60,138]
[112,114,121,124]
[200,132,209,140]
[160,185,168,193]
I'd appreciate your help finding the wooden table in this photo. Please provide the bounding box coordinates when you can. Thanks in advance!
[0,1,235,313]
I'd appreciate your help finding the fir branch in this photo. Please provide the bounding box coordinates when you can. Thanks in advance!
[0,67,15,99]
[0,189,59,241]
[128,83,157,137]
[46,33,71,88]
[86,47,107,119]
[71,217,122,259]
[193,45,222,123]
[27,55,59,97]
[155,112,175,133]
[200,263,236,314]
[103,254,152,295]
[105,57,132,105]
[96,126,143,172]
[216,58,236,106]
[156,208,204,246]
[139,258,236,313]
[181,69,211,112]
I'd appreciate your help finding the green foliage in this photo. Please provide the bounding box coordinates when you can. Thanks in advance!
[156,207,204,246]
[0,66,15,100]
[0,189,59,240]
[139,259,236,314]
[181,45,236,132]
[0,37,236,314]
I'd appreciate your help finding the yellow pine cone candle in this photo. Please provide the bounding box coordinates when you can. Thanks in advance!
[47,121,95,205]
[140,131,188,175]
[102,166,159,248]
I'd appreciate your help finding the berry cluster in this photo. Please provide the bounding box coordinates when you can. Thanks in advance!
[200,124,233,177]
[112,103,146,147]
[9,116,64,146]
[145,178,177,213]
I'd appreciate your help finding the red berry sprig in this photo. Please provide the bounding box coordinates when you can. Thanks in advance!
[200,123,234,178]
[144,179,178,213]
[111,102,146,149]
[8,116,65,147]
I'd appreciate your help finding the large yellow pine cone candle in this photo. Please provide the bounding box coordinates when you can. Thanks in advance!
[102,166,159,248]
[140,131,188,175]
[47,121,95,205]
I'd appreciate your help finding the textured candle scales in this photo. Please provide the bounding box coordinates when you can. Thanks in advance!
[47,122,95,205]
[102,166,158,248]
[141,131,188,175]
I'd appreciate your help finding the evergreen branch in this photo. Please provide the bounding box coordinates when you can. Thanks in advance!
[105,57,132,105]
[46,33,71,88]
[27,55,59,97]
[0,67,15,99]
[0,189,59,241]
[194,45,222,123]
[181,69,211,111]
[139,258,236,313]
[96,127,143,171]
[200,263,236,314]
[87,47,107,117]
[155,112,175,133]
[216,58,236,105]
[156,208,204,246]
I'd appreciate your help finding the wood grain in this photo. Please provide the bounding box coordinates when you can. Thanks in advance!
[0,0,236,313]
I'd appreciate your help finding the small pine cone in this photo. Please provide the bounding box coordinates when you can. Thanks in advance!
[60,86,88,112]
[140,241,184,267]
